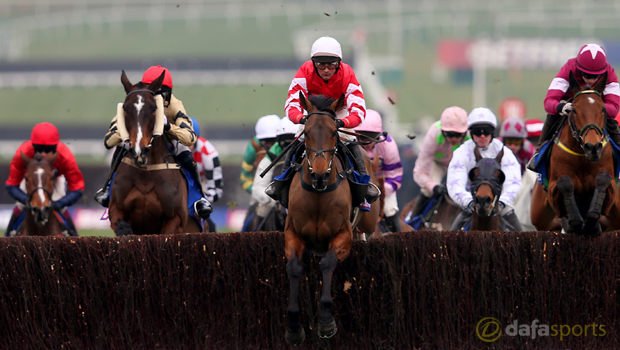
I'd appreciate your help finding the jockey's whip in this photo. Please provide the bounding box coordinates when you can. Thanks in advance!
[259,134,302,178]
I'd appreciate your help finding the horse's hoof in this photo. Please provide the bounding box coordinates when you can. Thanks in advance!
[285,326,306,346]
[318,319,337,338]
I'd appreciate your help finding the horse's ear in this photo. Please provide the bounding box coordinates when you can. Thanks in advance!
[20,151,31,165]
[496,169,506,184]
[329,94,346,113]
[474,146,482,161]
[568,70,580,95]
[468,168,478,182]
[121,70,133,94]
[147,71,165,93]
[593,71,608,95]
[496,148,504,163]
[299,92,311,112]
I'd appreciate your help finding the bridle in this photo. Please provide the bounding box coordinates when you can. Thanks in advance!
[563,89,608,156]
[25,161,55,217]
[304,110,338,176]
[124,88,159,154]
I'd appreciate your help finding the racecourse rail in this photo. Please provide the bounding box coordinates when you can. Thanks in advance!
[0,230,618,349]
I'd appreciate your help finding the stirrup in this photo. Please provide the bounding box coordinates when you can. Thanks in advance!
[265,181,278,201]
[94,188,110,208]
[366,182,381,203]
[526,154,538,172]
[194,198,213,219]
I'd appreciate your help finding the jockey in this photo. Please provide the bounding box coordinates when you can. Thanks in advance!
[447,108,523,231]
[525,118,543,145]
[5,123,84,236]
[354,109,404,232]
[499,117,535,175]
[527,43,620,171]
[411,106,469,218]
[94,65,213,219]
[252,116,297,223]
[265,35,379,210]
[190,117,223,232]
[240,114,280,195]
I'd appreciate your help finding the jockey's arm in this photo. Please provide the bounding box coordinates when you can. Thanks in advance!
[53,189,83,210]
[240,138,258,193]
[498,146,522,208]
[446,145,473,208]
[103,115,122,149]
[164,95,197,147]
[6,184,27,205]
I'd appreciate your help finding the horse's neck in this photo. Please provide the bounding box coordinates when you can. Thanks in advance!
[148,137,174,164]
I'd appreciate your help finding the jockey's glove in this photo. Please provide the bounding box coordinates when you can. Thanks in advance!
[464,200,475,214]
[336,119,345,129]
[557,102,573,117]
[163,117,171,132]
[300,116,307,124]
[433,184,448,196]
[497,201,506,212]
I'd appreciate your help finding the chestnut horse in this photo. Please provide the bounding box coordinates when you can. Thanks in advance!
[18,152,64,236]
[108,70,201,236]
[467,148,505,231]
[531,71,619,235]
[283,94,379,345]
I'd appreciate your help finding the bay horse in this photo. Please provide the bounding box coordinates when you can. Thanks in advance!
[531,71,618,235]
[18,152,64,236]
[108,70,201,236]
[283,94,379,345]
[467,147,505,231]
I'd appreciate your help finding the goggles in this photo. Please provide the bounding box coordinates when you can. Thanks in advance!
[470,126,494,137]
[503,138,524,146]
[33,144,57,153]
[580,71,600,80]
[442,130,465,138]
[314,61,340,70]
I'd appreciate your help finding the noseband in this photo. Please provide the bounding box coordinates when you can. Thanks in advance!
[304,111,338,175]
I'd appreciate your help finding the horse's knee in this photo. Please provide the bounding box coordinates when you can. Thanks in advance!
[595,171,613,189]
[320,251,338,272]
[556,175,574,195]
[286,257,303,279]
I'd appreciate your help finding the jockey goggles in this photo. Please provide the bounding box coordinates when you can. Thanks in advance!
[580,71,600,80]
[470,126,495,137]
[314,60,340,70]
[503,137,524,146]
[442,130,465,138]
[33,144,57,153]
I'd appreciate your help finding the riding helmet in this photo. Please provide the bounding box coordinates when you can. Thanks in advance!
[576,43,608,75]
[141,65,173,89]
[311,36,343,62]
[439,106,468,133]
[467,107,497,129]
[500,117,528,139]
[31,122,59,146]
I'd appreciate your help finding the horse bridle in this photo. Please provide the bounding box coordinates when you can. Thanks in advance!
[303,111,338,175]
[125,89,159,150]
[567,90,608,154]
[25,161,55,210]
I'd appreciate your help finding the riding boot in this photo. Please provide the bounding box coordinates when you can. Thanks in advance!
[348,143,380,203]
[94,146,126,207]
[60,208,79,237]
[526,113,562,172]
[4,207,22,237]
[265,139,301,200]
[606,118,620,145]
[384,214,402,233]
[502,209,523,231]
[450,210,472,231]
[177,150,213,219]
[410,194,431,218]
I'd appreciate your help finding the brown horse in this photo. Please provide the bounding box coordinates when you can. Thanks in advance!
[108,70,201,236]
[467,148,505,231]
[18,152,64,236]
[283,94,379,345]
[531,71,618,235]
[401,194,460,231]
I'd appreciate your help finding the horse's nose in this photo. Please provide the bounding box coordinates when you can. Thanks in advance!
[311,172,329,190]
[583,142,603,159]
[474,195,492,212]
[140,147,150,164]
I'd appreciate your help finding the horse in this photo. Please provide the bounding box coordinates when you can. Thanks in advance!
[512,168,537,231]
[353,147,387,238]
[108,70,202,236]
[18,152,64,236]
[531,71,619,235]
[467,147,505,231]
[283,94,380,345]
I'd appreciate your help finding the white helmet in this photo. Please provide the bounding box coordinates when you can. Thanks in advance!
[255,114,280,140]
[310,36,343,60]
[467,107,498,129]
[277,117,298,136]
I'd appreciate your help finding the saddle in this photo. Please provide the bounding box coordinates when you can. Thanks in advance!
[272,141,369,208]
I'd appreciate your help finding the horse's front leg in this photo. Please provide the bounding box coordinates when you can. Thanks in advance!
[161,216,183,235]
[583,171,613,236]
[284,230,306,346]
[556,175,584,234]
[109,206,133,236]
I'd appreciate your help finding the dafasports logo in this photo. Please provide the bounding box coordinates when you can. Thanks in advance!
[476,318,606,342]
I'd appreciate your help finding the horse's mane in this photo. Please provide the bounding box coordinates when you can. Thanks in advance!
[307,94,336,113]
